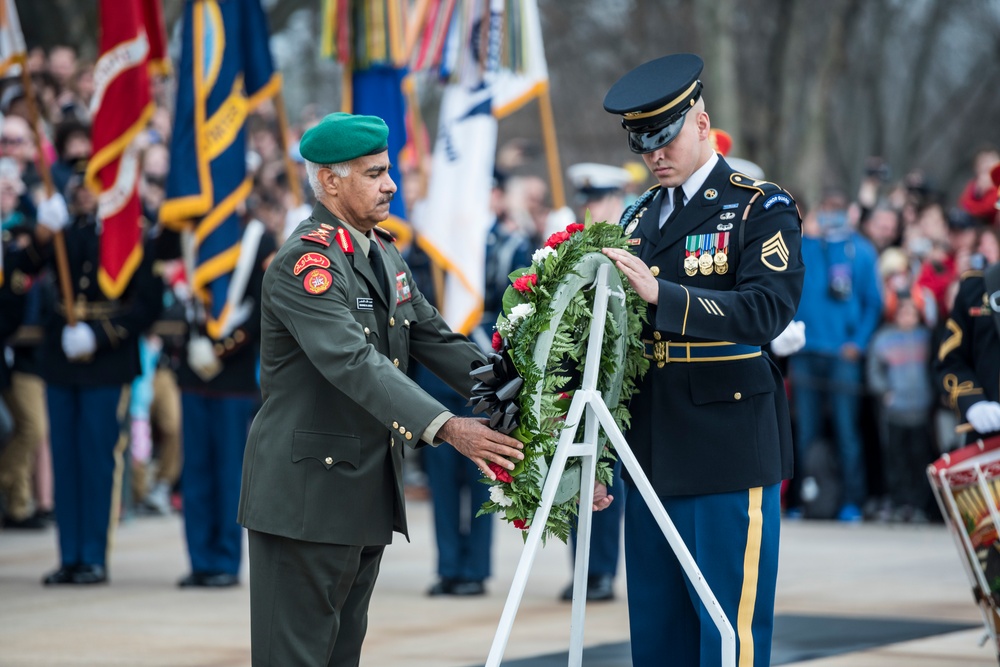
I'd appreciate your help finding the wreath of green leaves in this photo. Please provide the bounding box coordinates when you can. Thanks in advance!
[478,215,649,543]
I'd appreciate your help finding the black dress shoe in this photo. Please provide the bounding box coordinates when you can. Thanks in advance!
[560,575,615,602]
[585,574,614,601]
[72,564,108,584]
[427,578,457,596]
[450,579,486,596]
[4,512,49,529]
[178,572,238,588]
[178,572,206,588]
[43,565,78,585]
[200,573,239,587]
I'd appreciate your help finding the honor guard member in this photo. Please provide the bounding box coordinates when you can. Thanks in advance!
[237,113,523,667]
[935,262,1000,443]
[600,54,804,667]
[31,172,164,586]
[173,213,277,589]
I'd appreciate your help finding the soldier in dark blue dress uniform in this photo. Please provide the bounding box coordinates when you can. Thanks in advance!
[32,174,163,585]
[600,54,805,667]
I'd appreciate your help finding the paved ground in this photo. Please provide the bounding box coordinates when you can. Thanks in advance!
[0,498,997,666]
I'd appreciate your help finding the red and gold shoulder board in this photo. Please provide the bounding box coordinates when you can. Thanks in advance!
[334,227,354,254]
[302,226,332,247]
[293,252,331,276]
[373,225,396,243]
[303,268,333,295]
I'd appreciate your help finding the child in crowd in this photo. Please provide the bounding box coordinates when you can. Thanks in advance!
[866,295,935,522]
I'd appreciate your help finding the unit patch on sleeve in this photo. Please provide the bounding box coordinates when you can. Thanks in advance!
[303,268,333,295]
[293,252,332,275]
[763,194,792,210]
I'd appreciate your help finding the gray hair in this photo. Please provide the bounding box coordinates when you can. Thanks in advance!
[305,160,351,199]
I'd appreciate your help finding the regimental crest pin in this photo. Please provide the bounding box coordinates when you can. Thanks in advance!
[624,218,639,235]
[704,188,718,200]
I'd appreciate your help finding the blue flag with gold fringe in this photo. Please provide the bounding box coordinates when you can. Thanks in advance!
[162,0,279,339]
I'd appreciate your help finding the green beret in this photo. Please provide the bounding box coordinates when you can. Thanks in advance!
[299,112,389,164]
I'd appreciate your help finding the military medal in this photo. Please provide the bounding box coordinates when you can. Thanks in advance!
[684,235,699,276]
[699,234,714,275]
[715,231,729,275]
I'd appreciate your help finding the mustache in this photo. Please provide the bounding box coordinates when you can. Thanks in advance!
[377,193,394,205]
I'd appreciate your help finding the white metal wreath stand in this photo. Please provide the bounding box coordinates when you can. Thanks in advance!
[485,263,736,667]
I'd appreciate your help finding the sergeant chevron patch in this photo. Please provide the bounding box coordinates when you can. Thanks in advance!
[761,232,789,272]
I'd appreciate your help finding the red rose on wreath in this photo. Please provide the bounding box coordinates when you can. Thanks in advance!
[566,223,585,234]
[492,331,503,351]
[513,273,538,293]
[513,519,529,530]
[488,462,514,484]
[544,231,571,248]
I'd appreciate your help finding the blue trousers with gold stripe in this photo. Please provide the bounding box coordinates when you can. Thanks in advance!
[48,384,127,569]
[624,483,780,667]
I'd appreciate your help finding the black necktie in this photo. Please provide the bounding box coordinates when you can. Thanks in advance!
[368,242,390,298]
[663,189,686,228]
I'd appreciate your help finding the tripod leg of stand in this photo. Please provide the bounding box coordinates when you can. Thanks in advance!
[567,405,600,667]
[589,398,737,667]
[485,398,590,667]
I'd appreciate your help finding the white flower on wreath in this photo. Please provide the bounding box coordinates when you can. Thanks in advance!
[532,246,556,264]
[490,485,514,507]
[508,302,535,326]
[496,319,512,336]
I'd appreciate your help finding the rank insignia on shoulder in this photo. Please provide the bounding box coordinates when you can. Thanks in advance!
[763,193,792,209]
[293,252,331,275]
[335,227,354,254]
[303,268,333,295]
[761,231,790,272]
[302,227,332,247]
[373,226,396,243]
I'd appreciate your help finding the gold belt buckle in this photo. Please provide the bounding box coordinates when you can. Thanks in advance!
[654,341,668,368]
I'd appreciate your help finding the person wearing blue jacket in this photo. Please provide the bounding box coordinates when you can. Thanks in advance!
[788,189,883,521]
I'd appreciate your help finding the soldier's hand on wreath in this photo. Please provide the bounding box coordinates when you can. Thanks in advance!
[439,417,524,480]
[592,482,614,512]
[967,401,1000,434]
[602,247,659,304]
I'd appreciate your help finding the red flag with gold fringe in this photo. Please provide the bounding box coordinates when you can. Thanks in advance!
[84,0,165,299]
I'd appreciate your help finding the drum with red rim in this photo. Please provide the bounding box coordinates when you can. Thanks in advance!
[929,435,1000,659]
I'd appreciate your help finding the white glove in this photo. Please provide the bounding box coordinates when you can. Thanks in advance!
[61,323,97,360]
[36,193,71,233]
[770,320,806,357]
[966,401,1000,434]
[187,336,222,382]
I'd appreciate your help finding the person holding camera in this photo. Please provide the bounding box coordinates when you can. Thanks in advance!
[786,189,883,521]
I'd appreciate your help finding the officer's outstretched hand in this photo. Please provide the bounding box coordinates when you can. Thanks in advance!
[592,482,614,512]
[439,417,524,480]
[602,247,658,304]
[36,193,71,233]
[61,322,96,361]
[967,401,1000,434]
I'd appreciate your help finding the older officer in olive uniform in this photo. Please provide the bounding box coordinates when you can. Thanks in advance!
[238,113,523,667]
[601,54,804,667]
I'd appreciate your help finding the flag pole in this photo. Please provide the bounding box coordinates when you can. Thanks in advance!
[19,62,76,325]
[536,83,565,210]
[274,90,303,208]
